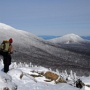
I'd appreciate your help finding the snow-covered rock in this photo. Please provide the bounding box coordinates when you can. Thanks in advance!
[49,33,84,44]
[0,71,12,83]
[8,69,23,80]
[0,71,17,90]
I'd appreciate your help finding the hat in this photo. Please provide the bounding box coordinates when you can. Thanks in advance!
[9,38,13,43]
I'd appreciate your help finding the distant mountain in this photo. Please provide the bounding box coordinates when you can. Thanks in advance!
[81,36,90,40]
[49,33,85,44]
[0,23,90,76]
[38,35,60,40]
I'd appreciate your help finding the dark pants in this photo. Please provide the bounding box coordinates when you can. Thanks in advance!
[0,51,11,73]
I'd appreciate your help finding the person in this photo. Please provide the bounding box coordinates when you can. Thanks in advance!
[0,38,13,73]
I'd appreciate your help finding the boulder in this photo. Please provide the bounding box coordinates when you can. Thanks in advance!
[44,71,66,84]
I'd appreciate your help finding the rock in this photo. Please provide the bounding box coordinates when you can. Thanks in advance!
[55,76,67,84]
[3,87,9,90]
[86,85,90,88]
[44,71,66,84]
[76,79,85,88]
[44,71,59,80]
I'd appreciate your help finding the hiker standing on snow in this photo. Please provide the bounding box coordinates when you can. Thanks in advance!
[0,38,13,73]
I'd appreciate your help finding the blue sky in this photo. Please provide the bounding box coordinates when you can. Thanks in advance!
[0,0,90,36]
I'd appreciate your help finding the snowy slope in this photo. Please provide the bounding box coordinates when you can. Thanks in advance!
[0,59,90,90]
[0,23,45,47]
[49,33,84,44]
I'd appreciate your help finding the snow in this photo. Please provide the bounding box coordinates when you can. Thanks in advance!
[49,33,84,44]
[0,60,90,90]
[80,76,90,85]
[0,23,15,30]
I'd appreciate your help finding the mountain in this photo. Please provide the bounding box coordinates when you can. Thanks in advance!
[49,33,90,56]
[49,33,85,44]
[0,23,90,76]
[0,23,45,47]
[0,23,56,63]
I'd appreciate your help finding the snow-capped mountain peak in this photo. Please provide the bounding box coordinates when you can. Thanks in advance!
[61,33,83,42]
[0,23,15,30]
[49,33,84,44]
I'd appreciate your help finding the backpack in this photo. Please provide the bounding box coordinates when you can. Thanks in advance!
[0,40,10,52]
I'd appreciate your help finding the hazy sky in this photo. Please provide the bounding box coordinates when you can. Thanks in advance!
[0,0,90,36]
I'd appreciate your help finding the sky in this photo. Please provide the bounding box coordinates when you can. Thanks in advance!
[0,0,90,36]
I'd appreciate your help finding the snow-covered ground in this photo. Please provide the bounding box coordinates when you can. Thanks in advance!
[0,60,90,90]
